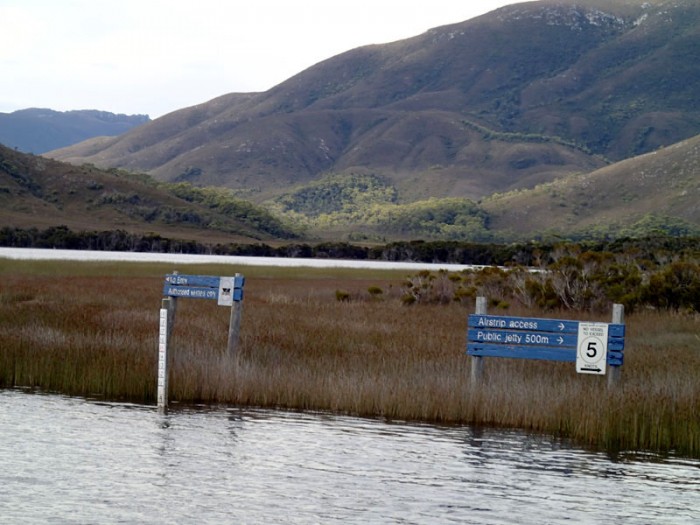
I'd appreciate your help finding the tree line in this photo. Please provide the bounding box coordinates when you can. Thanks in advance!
[2,225,698,312]
[398,245,700,313]
[1,226,698,264]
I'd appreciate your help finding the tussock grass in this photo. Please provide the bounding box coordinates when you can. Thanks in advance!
[0,260,698,457]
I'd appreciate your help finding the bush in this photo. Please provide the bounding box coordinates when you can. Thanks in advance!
[367,286,384,298]
[395,243,700,313]
[641,261,700,312]
[335,290,351,302]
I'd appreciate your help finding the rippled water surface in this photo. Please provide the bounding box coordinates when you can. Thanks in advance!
[1,390,698,524]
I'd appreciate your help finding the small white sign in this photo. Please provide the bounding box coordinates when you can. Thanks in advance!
[577,322,608,375]
[218,277,234,306]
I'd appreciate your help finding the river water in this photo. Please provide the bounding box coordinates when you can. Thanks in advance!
[1,390,698,524]
[0,247,480,271]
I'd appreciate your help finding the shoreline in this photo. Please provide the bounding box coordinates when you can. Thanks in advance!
[0,247,482,272]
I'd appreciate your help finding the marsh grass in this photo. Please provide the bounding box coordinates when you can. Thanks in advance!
[0,260,698,457]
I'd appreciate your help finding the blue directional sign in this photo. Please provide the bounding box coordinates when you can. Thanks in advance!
[467,328,579,348]
[467,314,625,367]
[163,274,245,304]
[163,284,219,300]
[165,274,221,288]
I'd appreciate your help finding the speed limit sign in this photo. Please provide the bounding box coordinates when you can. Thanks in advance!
[576,322,609,374]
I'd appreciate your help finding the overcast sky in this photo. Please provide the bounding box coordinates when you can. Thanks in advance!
[1,0,529,118]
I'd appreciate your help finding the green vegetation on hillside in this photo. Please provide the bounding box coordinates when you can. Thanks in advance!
[165,182,298,239]
[570,214,700,240]
[273,173,397,216]
[366,198,490,241]
[267,173,490,241]
[462,119,594,156]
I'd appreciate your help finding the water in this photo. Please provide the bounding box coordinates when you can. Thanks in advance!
[1,390,698,524]
[0,247,481,272]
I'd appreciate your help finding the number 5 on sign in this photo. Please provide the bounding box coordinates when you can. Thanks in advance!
[576,322,608,375]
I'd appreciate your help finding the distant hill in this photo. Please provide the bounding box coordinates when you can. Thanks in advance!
[3,130,699,244]
[48,0,700,205]
[481,133,700,239]
[0,108,149,154]
[0,144,297,243]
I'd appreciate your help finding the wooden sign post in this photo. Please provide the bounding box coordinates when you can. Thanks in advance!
[157,271,245,411]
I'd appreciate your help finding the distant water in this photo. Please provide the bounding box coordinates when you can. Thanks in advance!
[1,390,698,524]
[0,247,479,271]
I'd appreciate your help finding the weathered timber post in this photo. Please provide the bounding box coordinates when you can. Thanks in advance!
[470,296,487,385]
[166,270,178,341]
[227,273,243,358]
[608,303,624,390]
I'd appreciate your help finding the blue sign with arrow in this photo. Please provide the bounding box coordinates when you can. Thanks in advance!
[467,314,625,370]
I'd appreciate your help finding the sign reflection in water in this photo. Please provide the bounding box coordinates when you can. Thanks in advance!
[1,390,698,524]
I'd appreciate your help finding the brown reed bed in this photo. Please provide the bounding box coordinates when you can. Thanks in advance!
[0,258,698,457]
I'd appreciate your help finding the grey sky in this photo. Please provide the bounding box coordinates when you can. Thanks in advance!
[1,0,529,118]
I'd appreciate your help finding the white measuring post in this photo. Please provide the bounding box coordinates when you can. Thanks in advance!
[157,297,170,413]
[470,296,487,386]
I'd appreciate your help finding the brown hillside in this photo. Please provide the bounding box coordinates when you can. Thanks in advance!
[47,0,700,207]
[483,134,700,235]
[0,144,295,243]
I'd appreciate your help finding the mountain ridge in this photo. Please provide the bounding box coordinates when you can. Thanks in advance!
[0,108,149,154]
[46,0,700,205]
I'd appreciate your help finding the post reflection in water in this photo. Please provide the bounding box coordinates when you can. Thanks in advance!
[1,390,698,524]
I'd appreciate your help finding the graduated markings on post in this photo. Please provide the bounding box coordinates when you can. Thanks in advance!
[467,314,625,375]
[157,307,168,410]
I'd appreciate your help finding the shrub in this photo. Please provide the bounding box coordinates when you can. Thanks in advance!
[335,289,351,302]
[641,261,700,312]
[367,286,384,298]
